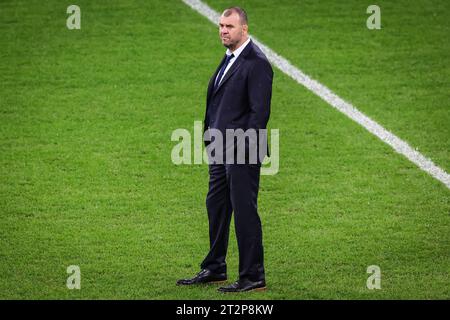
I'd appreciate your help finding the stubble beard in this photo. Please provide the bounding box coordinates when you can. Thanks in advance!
[222,38,240,51]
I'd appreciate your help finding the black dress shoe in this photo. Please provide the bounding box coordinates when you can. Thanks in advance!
[176,269,227,286]
[218,279,266,293]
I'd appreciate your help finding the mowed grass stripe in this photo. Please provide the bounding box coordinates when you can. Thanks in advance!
[0,0,449,299]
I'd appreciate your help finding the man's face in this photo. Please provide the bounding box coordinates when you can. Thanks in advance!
[219,12,248,50]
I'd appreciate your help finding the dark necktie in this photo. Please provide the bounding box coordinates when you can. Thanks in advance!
[214,53,234,89]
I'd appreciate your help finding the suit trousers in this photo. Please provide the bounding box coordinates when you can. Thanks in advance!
[200,163,265,282]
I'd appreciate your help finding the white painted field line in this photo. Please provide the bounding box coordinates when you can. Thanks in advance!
[182,0,450,189]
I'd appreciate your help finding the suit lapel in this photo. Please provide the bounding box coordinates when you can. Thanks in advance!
[212,57,243,95]
[212,40,254,96]
[207,55,226,105]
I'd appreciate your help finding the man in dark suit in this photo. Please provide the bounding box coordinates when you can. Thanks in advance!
[177,7,273,293]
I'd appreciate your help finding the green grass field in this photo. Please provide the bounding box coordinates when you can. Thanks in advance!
[0,0,449,299]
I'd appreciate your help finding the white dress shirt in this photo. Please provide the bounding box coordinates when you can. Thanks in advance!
[215,37,251,86]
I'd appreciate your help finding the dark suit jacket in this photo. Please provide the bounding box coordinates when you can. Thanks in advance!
[204,40,273,161]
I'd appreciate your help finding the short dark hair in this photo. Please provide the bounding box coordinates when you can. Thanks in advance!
[223,7,248,25]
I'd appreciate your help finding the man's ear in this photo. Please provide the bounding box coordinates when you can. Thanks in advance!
[242,24,248,34]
